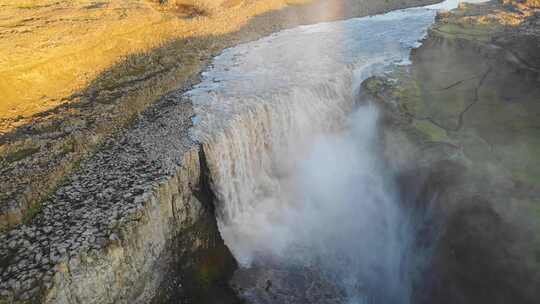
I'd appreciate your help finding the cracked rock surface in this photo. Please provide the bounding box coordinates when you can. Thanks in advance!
[0,90,199,303]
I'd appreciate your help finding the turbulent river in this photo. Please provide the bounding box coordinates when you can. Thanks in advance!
[185,1,487,303]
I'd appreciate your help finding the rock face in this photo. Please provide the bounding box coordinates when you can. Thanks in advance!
[0,90,230,303]
[363,1,540,303]
[231,264,346,304]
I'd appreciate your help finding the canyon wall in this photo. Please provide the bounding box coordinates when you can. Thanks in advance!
[363,1,540,302]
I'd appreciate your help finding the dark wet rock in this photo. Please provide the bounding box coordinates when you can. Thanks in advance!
[231,265,346,304]
[426,198,536,304]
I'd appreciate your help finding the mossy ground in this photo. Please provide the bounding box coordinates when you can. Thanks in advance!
[365,3,540,301]
[373,13,540,189]
[412,120,451,143]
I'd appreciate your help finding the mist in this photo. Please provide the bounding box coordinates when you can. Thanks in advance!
[284,105,413,303]
[214,100,416,303]
[186,1,489,303]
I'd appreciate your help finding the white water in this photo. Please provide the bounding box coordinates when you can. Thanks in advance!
[186,1,487,303]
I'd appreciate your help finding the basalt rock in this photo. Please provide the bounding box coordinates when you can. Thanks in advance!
[0,90,226,303]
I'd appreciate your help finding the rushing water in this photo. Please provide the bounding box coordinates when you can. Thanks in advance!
[186,1,487,303]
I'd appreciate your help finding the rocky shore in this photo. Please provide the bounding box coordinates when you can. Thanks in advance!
[0,1,440,303]
[362,1,540,302]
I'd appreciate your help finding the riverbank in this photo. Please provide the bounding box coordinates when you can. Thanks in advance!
[363,1,540,302]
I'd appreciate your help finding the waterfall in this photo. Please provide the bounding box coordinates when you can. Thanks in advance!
[200,75,355,264]
[184,1,486,302]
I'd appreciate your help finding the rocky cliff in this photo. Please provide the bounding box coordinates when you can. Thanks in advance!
[363,1,540,302]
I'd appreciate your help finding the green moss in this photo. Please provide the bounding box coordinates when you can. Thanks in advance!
[4,146,40,163]
[0,297,32,304]
[392,79,424,116]
[364,78,386,95]
[22,203,43,224]
[60,138,76,155]
[493,132,540,187]
[33,122,62,135]
[413,120,451,143]
[434,23,498,42]
[511,168,540,188]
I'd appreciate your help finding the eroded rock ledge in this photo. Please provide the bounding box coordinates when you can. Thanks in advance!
[0,91,204,303]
